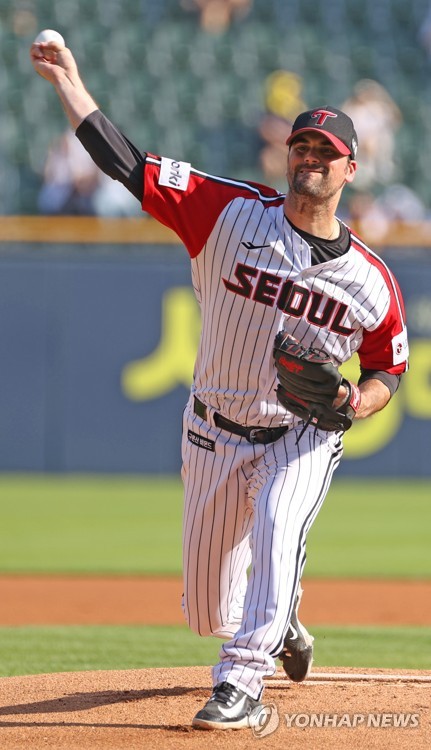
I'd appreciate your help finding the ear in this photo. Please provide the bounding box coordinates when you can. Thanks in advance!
[345,159,357,184]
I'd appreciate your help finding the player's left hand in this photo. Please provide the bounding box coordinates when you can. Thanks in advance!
[273,332,361,433]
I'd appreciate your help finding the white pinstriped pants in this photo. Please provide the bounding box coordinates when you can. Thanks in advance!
[181,395,343,700]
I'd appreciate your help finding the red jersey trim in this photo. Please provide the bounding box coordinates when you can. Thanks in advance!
[142,154,284,258]
[350,232,408,374]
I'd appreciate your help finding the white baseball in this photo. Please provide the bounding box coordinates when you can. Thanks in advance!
[34,29,65,47]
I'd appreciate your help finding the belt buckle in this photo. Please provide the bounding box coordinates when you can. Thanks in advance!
[248,428,263,444]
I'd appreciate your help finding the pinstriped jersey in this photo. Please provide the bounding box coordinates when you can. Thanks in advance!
[143,154,408,427]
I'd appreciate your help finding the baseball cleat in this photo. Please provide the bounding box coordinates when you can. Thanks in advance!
[278,592,314,682]
[192,681,266,730]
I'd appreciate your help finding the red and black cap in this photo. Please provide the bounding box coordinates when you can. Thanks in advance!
[286,106,358,158]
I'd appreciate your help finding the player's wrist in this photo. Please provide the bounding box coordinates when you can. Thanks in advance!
[337,378,361,416]
[55,66,82,90]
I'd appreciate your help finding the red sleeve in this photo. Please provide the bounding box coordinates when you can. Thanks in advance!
[142,153,282,258]
[358,269,409,375]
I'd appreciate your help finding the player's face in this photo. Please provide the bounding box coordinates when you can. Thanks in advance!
[286,133,356,201]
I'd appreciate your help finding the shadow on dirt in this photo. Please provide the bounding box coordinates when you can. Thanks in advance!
[0,685,208,715]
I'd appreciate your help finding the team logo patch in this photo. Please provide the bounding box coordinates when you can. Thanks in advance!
[391,327,409,365]
[188,430,215,452]
[159,157,191,191]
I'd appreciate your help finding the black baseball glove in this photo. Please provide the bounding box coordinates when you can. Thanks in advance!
[273,332,361,435]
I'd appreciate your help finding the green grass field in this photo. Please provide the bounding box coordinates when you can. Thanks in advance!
[0,624,429,677]
[0,474,429,676]
[0,475,430,577]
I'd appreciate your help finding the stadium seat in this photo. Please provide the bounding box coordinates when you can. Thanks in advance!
[1,0,431,213]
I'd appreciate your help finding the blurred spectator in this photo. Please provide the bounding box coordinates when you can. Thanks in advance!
[258,70,307,189]
[341,80,403,191]
[347,185,427,244]
[377,183,427,223]
[347,191,391,243]
[38,129,101,215]
[92,175,142,217]
[180,0,251,34]
[38,129,139,216]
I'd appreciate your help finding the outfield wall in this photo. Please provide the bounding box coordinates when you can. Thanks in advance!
[0,227,430,476]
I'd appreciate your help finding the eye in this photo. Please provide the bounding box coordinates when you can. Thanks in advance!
[321,147,337,158]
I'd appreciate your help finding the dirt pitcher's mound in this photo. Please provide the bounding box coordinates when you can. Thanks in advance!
[0,666,429,750]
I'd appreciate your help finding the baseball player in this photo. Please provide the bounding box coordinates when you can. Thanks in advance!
[31,41,408,730]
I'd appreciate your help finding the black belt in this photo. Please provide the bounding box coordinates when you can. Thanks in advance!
[193,397,289,445]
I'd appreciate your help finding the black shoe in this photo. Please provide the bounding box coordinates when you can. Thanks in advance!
[192,681,265,730]
[279,591,314,682]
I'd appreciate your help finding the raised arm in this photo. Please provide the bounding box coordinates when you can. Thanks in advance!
[30,39,98,130]
[30,38,145,201]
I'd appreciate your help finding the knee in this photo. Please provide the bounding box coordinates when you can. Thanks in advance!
[183,607,215,637]
[184,608,236,638]
[182,595,221,636]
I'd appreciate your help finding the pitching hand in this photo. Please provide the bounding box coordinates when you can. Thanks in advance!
[29,42,98,130]
[30,42,79,85]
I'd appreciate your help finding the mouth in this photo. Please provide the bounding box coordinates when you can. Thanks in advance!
[298,167,325,174]
[296,167,326,179]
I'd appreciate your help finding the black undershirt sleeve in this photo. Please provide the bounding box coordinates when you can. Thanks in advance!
[75,109,145,202]
[358,369,401,397]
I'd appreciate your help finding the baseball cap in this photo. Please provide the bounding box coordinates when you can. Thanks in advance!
[286,106,358,158]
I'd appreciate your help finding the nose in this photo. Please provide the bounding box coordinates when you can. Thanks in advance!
[303,147,320,163]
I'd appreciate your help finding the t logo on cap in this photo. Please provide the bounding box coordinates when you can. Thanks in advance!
[311,109,338,126]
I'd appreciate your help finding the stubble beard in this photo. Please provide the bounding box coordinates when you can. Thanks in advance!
[289,167,346,203]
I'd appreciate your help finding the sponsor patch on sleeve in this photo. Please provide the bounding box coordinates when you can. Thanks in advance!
[391,326,409,365]
[159,157,191,191]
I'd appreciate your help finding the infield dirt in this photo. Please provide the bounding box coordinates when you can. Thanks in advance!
[0,665,429,749]
[0,576,430,625]
[0,577,430,749]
